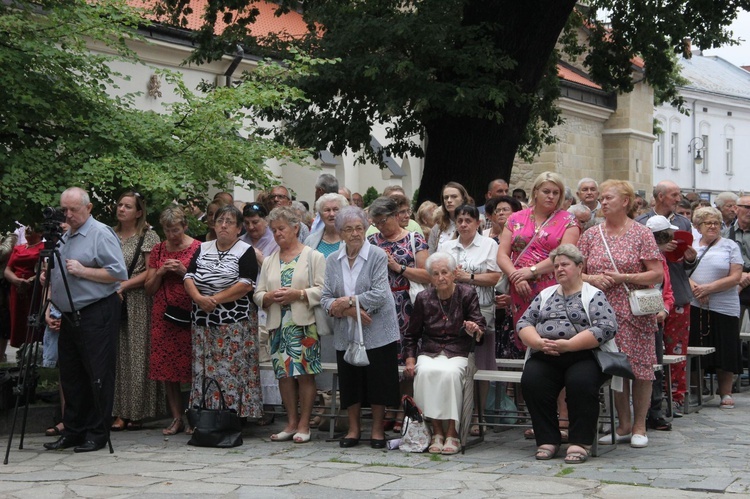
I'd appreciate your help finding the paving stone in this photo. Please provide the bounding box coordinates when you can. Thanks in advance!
[143,480,240,495]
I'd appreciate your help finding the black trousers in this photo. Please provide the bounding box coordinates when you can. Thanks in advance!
[521,350,608,446]
[59,293,120,444]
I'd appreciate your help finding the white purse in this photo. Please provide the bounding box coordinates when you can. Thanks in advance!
[343,296,369,366]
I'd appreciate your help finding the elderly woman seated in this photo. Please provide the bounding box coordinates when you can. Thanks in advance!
[403,252,485,455]
[517,244,617,464]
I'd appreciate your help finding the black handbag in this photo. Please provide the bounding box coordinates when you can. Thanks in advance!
[592,349,635,380]
[121,233,147,321]
[186,377,243,448]
[164,304,191,328]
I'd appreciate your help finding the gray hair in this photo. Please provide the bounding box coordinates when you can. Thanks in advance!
[267,206,300,229]
[160,205,187,228]
[214,204,243,226]
[714,191,738,208]
[550,243,584,265]
[368,196,398,218]
[315,193,349,213]
[426,251,457,274]
[567,204,590,217]
[577,178,598,191]
[693,206,722,226]
[564,187,575,202]
[315,173,339,194]
[335,206,369,233]
[62,187,90,206]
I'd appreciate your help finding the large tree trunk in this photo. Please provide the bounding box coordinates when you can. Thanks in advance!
[418,0,578,205]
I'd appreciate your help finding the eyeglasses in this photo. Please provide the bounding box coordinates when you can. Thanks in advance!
[215,218,237,226]
[372,215,393,227]
[701,221,721,227]
[342,226,365,234]
[494,207,512,214]
[398,209,412,216]
[270,194,289,200]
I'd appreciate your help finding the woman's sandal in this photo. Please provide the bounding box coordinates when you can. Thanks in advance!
[564,446,590,464]
[162,418,184,436]
[442,437,461,455]
[45,423,64,437]
[111,417,126,432]
[470,425,481,437]
[720,394,735,409]
[535,445,559,461]
[428,435,444,454]
[523,428,535,439]
[392,421,403,433]
[126,420,143,431]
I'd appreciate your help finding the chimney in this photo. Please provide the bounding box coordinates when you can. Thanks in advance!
[683,37,692,59]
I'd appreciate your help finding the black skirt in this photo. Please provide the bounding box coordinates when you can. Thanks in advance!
[336,341,400,409]
[689,307,742,374]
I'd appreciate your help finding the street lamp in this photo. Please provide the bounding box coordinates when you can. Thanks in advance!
[688,137,704,165]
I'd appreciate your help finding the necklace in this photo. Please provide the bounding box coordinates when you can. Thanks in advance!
[436,288,455,321]
[530,211,553,235]
[215,240,239,261]
[605,220,629,238]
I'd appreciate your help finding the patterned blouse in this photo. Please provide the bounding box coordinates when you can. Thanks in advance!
[516,289,617,351]
[185,239,258,326]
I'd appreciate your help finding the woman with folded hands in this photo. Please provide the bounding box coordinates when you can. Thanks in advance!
[517,244,617,464]
[402,252,486,455]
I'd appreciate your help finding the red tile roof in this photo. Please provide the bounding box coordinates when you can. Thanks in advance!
[557,65,602,90]
[131,0,310,38]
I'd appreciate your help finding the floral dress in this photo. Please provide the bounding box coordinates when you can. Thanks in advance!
[270,255,322,379]
[505,209,579,349]
[368,231,429,363]
[578,222,663,380]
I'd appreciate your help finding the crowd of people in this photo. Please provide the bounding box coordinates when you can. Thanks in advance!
[0,172,745,462]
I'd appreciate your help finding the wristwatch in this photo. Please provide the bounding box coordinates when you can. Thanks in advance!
[348,297,354,307]
[398,265,407,276]
[530,266,538,277]
[470,272,475,282]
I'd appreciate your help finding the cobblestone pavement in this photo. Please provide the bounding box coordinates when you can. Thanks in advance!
[1,388,749,498]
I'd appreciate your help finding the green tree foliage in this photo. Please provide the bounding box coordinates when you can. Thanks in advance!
[0,0,312,230]
[156,0,750,203]
[363,186,379,208]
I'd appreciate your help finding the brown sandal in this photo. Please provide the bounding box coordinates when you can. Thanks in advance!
[162,418,184,436]
[111,417,126,432]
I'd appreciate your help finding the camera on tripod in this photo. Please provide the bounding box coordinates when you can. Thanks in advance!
[41,207,65,245]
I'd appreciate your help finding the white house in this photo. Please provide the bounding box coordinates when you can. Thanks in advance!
[653,53,750,199]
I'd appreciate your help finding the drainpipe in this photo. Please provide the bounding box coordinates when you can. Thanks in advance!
[223,45,244,86]
[691,99,697,192]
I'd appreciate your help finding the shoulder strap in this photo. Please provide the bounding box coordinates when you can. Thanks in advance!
[127,232,147,278]
[513,211,554,266]
[687,237,719,277]
[598,224,631,294]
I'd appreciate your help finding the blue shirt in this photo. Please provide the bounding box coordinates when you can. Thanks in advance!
[50,216,127,312]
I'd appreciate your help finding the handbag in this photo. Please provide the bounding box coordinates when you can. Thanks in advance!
[306,248,332,336]
[407,232,427,303]
[187,377,243,448]
[343,295,369,366]
[399,395,431,453]
[592,349,635,380]
[598,224,664,316]
[158,244,191,329]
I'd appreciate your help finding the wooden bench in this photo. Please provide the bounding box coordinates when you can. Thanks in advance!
[685,346,716,414]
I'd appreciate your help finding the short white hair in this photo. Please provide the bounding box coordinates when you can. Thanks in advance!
[425,252,457,274]
[577,178,598,191]
[715,191,738,208]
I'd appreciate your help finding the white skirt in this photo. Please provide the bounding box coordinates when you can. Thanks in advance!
[413,354,468,422]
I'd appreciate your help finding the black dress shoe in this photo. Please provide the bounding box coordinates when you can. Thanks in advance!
[370,438,387,449]
[73,440,105,453]
[43,436,83,451]
[339,437,360,448]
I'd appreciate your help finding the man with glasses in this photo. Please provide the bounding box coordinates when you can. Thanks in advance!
[268,186,309,242]
[636,180,698,421]
[478,179,509,229]
[715,192,739,230]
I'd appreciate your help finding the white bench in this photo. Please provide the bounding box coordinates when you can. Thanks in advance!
[685,346,716,414]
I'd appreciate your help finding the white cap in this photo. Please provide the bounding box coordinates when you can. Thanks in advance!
[646,215,678,232]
